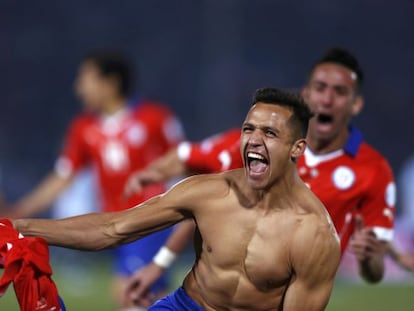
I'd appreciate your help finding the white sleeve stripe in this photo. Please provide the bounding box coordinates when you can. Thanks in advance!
[177,142,191,161]
[372,227,394,241]
[218,151,231,171]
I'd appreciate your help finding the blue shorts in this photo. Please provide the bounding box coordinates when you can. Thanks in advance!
[59,296,66,311]
[113,227,173,293]
[149,287,204,310]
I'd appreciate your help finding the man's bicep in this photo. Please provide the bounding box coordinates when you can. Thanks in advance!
[114,177,200,241]
[284,226,340,310]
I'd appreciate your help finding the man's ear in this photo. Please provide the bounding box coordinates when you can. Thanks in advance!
[352,95,364,116]
[301,87,309,102]
[291,138,306,160]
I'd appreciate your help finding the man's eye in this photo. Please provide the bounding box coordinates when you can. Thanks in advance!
[312,83,325,92]
[335,87,350,96]
[266,130,276,137]
[243,127,253,132]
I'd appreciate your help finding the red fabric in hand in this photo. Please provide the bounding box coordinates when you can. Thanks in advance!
[0,218,22,268]
[0,218,62,310]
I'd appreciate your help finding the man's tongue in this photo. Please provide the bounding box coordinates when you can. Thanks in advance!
[249,160,267,174]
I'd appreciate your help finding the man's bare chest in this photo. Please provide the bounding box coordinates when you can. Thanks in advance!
[197,208,293,289]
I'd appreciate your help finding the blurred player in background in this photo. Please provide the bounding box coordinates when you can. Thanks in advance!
[123,48,396,306]
[301,48,394,282]
[4,51,184,310]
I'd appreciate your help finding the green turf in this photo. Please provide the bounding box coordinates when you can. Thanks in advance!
[2,265,414,310]
[327,281,414,311]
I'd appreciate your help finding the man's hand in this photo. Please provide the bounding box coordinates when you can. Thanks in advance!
[349,214,386,283]
[123,169,164,198]
[124,148,188,198]
[124,262,165,307]
[349,215,386,261]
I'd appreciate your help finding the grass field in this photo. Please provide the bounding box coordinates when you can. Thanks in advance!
[1,257,414,310]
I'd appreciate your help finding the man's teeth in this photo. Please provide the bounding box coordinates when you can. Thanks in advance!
[247,152,265,161]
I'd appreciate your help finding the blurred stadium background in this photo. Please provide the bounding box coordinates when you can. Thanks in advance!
[1,0,414,310]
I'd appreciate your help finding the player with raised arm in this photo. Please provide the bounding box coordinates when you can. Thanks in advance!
[12,88,340,310]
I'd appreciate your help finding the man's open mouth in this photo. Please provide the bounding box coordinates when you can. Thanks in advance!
[247,152,269,174]
[317,113,334,124]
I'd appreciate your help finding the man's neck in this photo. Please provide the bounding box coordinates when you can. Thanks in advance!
[250,167,301,212]
[307,128,349,155]
[101,96,127,115]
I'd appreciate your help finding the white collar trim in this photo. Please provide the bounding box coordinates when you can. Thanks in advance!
[304,147,344,167]
[100,107,131,135]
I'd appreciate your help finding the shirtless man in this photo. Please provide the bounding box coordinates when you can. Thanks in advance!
[124,49,394,306]
[13,88,340,310]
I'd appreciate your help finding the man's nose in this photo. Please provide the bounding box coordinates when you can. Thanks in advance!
[248,130,263,145]
[319,89,334,107]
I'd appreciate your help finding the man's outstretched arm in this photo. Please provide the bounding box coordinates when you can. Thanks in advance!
[13,177,201,251]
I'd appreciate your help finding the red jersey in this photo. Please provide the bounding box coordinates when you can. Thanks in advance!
[177,128,242,173]
[55,100,184,212]
[179,127,395,253]
[297,127,395,253]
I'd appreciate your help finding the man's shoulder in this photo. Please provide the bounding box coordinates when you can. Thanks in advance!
[68,113,96,130]
[295,183,328,215]
[175,170,239,198]
[291,205,340,259]
[129,100,178,133]
[133,99,172,116]
[353,142,394,177]
[294,185,339,244]
[357,141,390,164]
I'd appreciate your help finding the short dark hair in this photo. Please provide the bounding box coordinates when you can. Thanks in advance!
[83,51,133,97]
[309,48,364,92]
[252,87,314,139]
